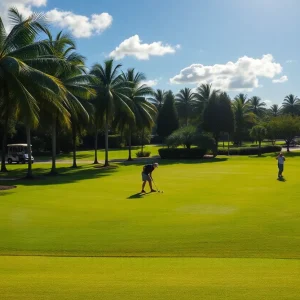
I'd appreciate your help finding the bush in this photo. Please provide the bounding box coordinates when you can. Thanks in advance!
[217,145,282,155]
[108,135,124,148]
[158,148,207,159]
[166,126,196,149]
[136,151,151,157]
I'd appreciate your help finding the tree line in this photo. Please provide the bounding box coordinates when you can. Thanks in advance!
[1,9,299,178]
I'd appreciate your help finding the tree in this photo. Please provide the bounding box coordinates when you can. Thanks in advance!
[249,96,266,117]
[0,9,66,177]
[115,69,156,160]
[202,92,234,152]
[91,60,133,166]
[175,88,196,126]
[148,89,167,109]
[249,125,267,156]
[268,104,281,117]
[232,95,257,146]
[156,91,179,139]
[268,115,300,152]
[282,94,300,116]
[166,126,197,149]
[194,84,218,116]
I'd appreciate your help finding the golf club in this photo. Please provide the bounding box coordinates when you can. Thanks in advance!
[152,178,163,193]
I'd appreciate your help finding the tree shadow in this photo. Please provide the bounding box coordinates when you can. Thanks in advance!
[118,157,228,167]
[0,164,118,188]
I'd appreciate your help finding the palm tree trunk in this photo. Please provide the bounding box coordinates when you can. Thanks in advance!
[72,124,77,168]
[104,113,109,167]
[258,140,261,156]
[26,125,33,179]
[141,127,145,154]
[128,130,132,161]
[1,113,8,172]
[50,116,57,175]
[93,123,99,164]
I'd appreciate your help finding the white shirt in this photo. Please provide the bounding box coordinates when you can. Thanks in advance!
[278,156,285,164]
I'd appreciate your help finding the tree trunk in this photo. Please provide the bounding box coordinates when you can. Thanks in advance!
[50,116,57,175]
[258,140,261,156]
[141,128,145,154]
[287,141,290,152]
[72,124,77,168]
[128,131,132,161]
[93,123,99,164]
[104,114,109,167]
[26,125,33,179]
[227,132,230,156]
[0,113,8,172]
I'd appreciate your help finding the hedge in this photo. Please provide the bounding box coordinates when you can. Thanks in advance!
[158,148,207,159]
[217,145,282,155]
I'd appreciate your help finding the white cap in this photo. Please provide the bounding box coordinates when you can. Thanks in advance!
[153,163,159,168]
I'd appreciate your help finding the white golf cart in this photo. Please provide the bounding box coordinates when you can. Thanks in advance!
[6,144,34,164]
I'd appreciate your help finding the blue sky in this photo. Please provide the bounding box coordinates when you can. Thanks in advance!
[2,0,300,106]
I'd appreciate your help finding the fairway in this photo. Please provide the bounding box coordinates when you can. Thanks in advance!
[1,154,300,299]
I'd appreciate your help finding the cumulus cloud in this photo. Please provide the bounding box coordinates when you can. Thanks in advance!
[45,9,112,38]
[0,0,46,27]
[0,0,112,38]
[272,75,288,83]
[109,35,178,60]
[170,54,283,92]
[140,79,159,87]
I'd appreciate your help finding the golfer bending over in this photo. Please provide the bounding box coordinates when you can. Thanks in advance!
[141,163,158,193]
[276,152,286,179]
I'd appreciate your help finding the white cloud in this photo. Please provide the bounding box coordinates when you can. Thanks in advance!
[170,54,283,92]
[272,75,288,83]
[45,9,112,38]
[264,99,273,107]
[140,79,159,87]
[0,0,47,27]
[0,1,112,38]
[109,35,178,60]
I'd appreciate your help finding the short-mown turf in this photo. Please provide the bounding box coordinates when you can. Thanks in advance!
[0,153,300,299]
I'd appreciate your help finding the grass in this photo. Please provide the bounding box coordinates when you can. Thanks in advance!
[1,151,300,299]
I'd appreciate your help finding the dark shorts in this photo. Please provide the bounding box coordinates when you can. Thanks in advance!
[142,172,151,181]
[278,163,284,172]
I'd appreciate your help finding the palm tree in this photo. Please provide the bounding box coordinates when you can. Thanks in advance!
[194,84,218,115]
[0,8,66,177]
[268,104,281,117]
[175,88,196,126]
[249,96,266,117]
[232,96,256,146]
[282,94,300,115]
[115,69,157,160]
[91,60,133,166]
[41,31,93,174]
[148,89,167,109]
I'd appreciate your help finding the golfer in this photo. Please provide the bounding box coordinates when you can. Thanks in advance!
[276,152,286,179]
[141,162,158,193]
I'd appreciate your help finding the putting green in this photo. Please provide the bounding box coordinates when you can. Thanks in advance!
[0,153,300,299]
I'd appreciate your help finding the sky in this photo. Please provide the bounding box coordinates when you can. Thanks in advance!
[1,0,300,106]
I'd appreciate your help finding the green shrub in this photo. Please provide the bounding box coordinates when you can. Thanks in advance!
[108,135,124,148]
[217,145,281,155]
[136,151,151,157]
[158,148,207,159]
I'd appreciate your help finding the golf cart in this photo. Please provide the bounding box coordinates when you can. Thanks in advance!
[6,144,34,164]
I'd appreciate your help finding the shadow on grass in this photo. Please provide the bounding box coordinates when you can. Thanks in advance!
[127,193,144,199]
[0,164,118,188]
[118,157,229,167]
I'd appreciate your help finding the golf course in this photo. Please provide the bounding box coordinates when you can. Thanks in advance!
[1,150,300,299]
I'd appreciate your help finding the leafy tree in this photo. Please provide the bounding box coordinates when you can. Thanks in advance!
[166,126,197,149]
[156,91,179,139]
[148,89,167,109]
[249,96,266,117]
[194,84,218,116]
[91,60,133,166]
[202,92,234,151]
[268,115,300,151]
[175,88,196,126]
[249,125,267,156]
[282,94,300,115]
